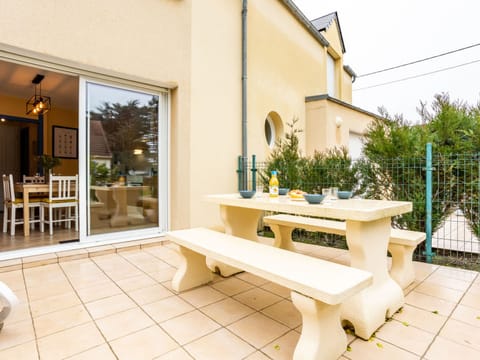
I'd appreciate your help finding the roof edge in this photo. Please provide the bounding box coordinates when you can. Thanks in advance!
[305,94,380,119]
[279,0,330,48]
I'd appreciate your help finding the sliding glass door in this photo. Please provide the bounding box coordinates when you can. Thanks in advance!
[84,81,168,237]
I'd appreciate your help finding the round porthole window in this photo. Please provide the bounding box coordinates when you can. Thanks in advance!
[264,112,283,149]
[264,116,276,148]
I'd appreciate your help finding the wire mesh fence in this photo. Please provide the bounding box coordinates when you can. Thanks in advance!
[240,152,480,271]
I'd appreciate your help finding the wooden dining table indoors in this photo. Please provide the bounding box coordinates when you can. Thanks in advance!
[14,182,49,236]
[205,192,413,340]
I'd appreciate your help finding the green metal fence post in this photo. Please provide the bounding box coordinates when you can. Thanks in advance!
[425,143,433,263]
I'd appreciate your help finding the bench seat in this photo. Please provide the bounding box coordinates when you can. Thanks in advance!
[264,214,426,289]
[167,227,372,360]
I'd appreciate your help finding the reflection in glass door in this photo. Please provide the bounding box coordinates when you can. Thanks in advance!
[86,82,166,235]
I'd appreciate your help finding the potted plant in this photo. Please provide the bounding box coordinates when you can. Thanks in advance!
[36,155,61,178]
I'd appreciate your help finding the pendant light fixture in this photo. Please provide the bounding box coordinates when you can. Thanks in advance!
[26,74,51,115]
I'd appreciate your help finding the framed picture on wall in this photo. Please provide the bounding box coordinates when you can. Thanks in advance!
[52,126,78,159]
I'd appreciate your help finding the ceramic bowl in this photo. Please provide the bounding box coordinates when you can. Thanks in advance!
[239,190,256,199]
[337,191,353,199]
[303,193,325,204]
[278,188,290,195]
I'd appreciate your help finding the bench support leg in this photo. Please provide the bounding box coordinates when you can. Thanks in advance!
[269,224,296,251]
[291,291,346,360]
[172,245,213,292]
[388,243,416,289]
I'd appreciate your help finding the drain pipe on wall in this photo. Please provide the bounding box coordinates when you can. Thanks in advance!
[241,0,248,189]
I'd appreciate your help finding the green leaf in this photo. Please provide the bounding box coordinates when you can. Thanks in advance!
[346,345,352,352]
[476,316,480,320]
[273,344,280,351]
[432,310,439,314]
[376,342,383,349]
[402,321,409,327]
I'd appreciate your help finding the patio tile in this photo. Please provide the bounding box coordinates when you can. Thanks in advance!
[95,307,154,341]
[0,319,36,351]
[0,340,38,360]
[142,295,194,323]
[75,280,122,303]
[33,304,92,338]
[424,336,480,360]
[115,273,158,291]
[178,285,227,308]
[450,304,480,327]
[375,319,435,355]
[160,310,221,345]
[345,337,420,359]
[109,325,178,360]
[460,285,480,310]
[22,253,57,268]
[211,276,255,296]
[392,304,447,334]
[184,328,255,359]
[127,284,173,305]
[235,272,270,286]
[5,300,31,324]
[405,290,456,316]
[29,291,82,318]
[414,281,464,303]
[261,299,302,329]
[36,322,104,360]
[434,266,478,282]
[0,258,22,272]
[439,318,480,351]
[260,281,291,298]
[155,347,194,359]
[85,244,116,257]
[425,272,472,292]
[66,344,117,360]
[233,287,283,311]
[227,312,289,348]
[85,293,137,319]
[244,351,271,360]
[147,266,177,282]
[0,269,25,290]
[200,297,255,326]
[261,329,300,360]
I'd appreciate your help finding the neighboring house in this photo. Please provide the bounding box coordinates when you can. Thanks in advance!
[0,0,376,257]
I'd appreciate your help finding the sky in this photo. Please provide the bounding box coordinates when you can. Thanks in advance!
[292,0,480,123]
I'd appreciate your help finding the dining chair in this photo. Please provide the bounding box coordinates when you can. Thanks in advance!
[2,174,42,236]
[23,175,45,184]
[40,175,78,235]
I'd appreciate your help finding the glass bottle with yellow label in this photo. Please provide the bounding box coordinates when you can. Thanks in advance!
[269,170,279,197]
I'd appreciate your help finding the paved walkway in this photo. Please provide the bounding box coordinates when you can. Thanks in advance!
[0,239,479,359]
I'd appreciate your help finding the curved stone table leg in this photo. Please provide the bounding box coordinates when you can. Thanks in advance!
[0,281,19,331]
[341,218,404,340]
[207,205,263,277]
[291,291,347,360]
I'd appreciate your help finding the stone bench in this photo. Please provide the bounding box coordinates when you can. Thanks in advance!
[167,227,372,360]
[264,214,426,289]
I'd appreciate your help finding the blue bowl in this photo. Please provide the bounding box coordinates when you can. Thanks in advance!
[239,190,256,199]
[303,193,325,204]
[337,191,352,199]
[279,188,290,195]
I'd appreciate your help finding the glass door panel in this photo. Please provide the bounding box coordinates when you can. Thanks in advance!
[86,82,162,235]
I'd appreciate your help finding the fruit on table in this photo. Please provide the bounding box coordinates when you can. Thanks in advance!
[288,189,306,198]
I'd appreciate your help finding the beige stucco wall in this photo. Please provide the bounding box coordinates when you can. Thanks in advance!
[305,98,375,155]
[0,0,365,237]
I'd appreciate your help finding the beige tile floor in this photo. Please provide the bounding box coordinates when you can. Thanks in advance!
[0,239,479,360]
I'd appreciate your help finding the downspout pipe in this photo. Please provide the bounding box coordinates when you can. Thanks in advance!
[241,0,248,163]
[241,0,248,189]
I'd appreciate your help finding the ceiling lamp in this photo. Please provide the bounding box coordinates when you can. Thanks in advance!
[26,74,51,115]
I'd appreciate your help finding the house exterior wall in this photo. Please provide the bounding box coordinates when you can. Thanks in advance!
[0,0,375,240]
